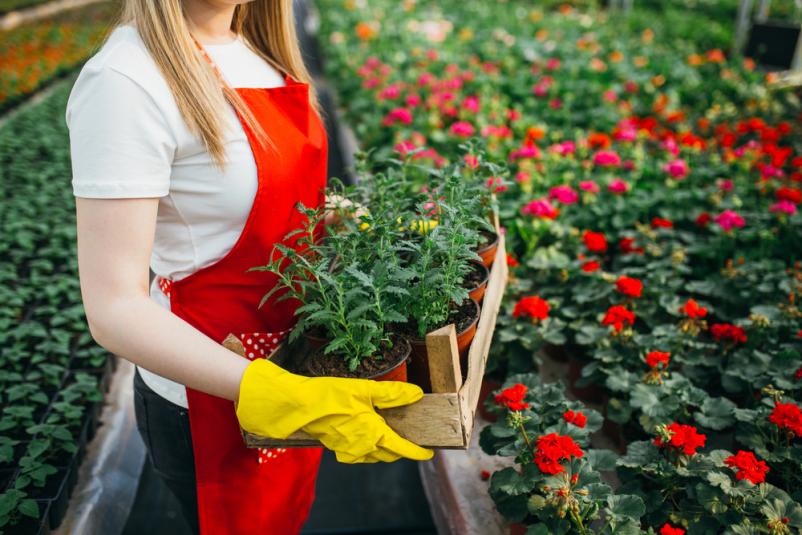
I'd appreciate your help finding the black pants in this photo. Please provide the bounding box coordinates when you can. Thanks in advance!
[133,367,200,534]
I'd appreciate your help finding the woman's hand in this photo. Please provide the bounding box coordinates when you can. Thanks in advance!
[236,358,434,463]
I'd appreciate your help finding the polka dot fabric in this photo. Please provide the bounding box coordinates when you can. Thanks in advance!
[159,276,291,465]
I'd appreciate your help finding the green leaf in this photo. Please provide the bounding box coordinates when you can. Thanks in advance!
[606,494,645,519]
[18,498,39,518]
[695,397,736,431]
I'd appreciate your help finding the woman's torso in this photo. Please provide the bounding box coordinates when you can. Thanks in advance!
[68,24,288,408]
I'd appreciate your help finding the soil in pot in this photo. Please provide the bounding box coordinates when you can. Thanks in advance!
[302,335,411,382]
[475,229,499,268]
[400,299,481,392]
[464,260,489,304]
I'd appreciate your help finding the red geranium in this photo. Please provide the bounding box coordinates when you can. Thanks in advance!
[602,305,635,332]
[769,402,802,437]
[534,433,584,475]
[581,260,600,272]
[583,230,608,252]
[654,422,706,456]
[695,212,711,227]
[651,217,673,229]
[618,237,644,255]
[646,351,670,369]
[795,366,802,380]
[494,384,529,411]
[616,276,643,298]
[679,298,707,318]
[563,410,587,428]
[659,524,685,535]
[776,186,802,204]
[724,450,769,484]
[506,255,520,267]
[710,323,747,345]
[512,296,550,321]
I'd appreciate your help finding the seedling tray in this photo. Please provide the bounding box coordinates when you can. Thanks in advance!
[223,230,508,449]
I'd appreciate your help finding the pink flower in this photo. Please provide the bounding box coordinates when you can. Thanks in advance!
[521,199,559,219]
[548,185,579,204]
[382,108,413,126]
[486,177,507,193]
[417,72,434,86]
[450,121,475,137]
[509,145,541,161]
[533,83,549,97]
[718,179,734,192]
[394,139,417,156]
[714,210,745,231]
[378,84,401,100]
[546,58,561,70]
[579,181,600,194]
[770,200,797,215]
[515,171,531,184]
[607,178,629,194]
[592,150,621,167]
[603,90,617,103]
[614,127,636,141]
[662,138,680,157]
[549,141,576,156]
[461,95,480,113]
[405,94,421,107]
[663,159,689,179]
[463,154,479,169]
[549,98,562,109]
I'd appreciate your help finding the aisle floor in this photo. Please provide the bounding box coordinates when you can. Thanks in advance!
[122,450,436,535]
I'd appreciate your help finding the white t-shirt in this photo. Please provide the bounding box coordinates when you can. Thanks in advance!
[67,23,287,409]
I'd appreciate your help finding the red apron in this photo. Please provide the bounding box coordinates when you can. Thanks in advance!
[158,40,327,534]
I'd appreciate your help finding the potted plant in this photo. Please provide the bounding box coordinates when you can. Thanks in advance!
[252,204,413,382]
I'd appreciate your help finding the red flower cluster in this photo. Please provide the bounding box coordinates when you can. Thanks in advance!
[602,305,635,332]
[679,298,707,318]
[512,296,550,321]
[616,275,643,297]
[659,524,685,535]
[534,433,584,475]
[654,423,706,456]
[618,236,644,255]
[710,323,747,345]
[646,351,670,369]
[563,410,587,428]
[581,260,600,272]
[769,402,802,437]
[724,450,769,484]
[651,217,673,228]
[583,230,608,252]
[494,384,529,411]
[795,366,802,381]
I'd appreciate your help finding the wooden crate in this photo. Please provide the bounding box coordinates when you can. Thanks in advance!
[222,232,508,449]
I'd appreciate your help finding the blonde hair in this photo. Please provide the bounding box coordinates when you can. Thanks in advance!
[115,0,320,169]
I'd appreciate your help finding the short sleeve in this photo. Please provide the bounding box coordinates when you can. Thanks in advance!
[66,64,176,198]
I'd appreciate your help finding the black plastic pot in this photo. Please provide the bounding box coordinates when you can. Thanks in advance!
[745,20,801,70]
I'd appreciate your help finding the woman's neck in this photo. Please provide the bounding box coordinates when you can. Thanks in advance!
[183,0,239,45]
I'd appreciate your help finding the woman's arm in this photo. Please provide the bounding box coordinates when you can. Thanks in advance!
[75,196,249,402]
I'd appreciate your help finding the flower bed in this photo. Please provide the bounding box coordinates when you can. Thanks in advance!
[0,79,115,534]
[0,2,117,113]
[317,0,802,531]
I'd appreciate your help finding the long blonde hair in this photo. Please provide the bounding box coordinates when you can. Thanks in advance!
[116,0,319,169]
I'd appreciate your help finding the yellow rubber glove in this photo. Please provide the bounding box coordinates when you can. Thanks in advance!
[235,358,434,464]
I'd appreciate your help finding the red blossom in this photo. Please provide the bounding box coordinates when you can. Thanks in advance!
[494,384,529,411]
[695,212,711,226]
[724,450,769,484]
[616,276,643,298]
[534,433,584,475]
[646,351,670,369]
[563,410,587,428]
[506,255,520,267]
[659,524,685,535]
[710,323,747,345]
[512,296,550,321]
[583,230,608,252]
[480,470,491,481]
[795,366,802,380]
[654,423,706,456]
[618,237,644,255]
[776,186,802,204]
[651,217,673,228]
[581,260,600,272]
[769,402,802,438]
[602,305,635,332]
[679,298,708,318]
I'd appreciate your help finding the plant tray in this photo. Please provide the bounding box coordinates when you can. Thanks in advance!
[223,229,508,450]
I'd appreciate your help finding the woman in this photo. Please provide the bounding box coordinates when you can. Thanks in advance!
[66,1,433,533]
